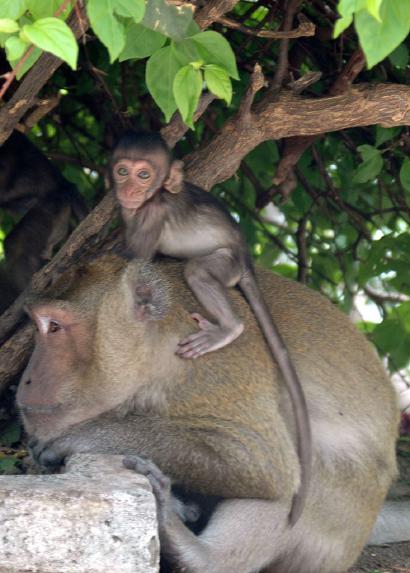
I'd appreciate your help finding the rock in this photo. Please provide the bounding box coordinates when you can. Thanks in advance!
[0,454,159,573]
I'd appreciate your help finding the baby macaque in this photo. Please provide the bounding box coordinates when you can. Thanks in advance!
[110,131,311,524]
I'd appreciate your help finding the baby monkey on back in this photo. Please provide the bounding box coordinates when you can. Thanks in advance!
[110,131,311,524]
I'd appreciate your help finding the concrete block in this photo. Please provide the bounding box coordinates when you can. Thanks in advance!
[0,454,159,573]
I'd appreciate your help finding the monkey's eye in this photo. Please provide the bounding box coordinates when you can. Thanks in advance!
[117,167,128,176]
[48,320,62,334]
[138,170,151,180]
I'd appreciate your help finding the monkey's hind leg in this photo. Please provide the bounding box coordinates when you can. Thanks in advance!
[177,249,244,359]
[123,455,296,573]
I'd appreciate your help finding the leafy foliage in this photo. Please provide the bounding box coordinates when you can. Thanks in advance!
[0,0,237,125]
[0,0,409,376]
[335,0,410,68]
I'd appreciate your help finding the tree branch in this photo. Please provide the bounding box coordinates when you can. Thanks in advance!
[195,0,239,30]
[269,0,303,93]
[161,91,215,148]
[364,285,410,305]
[216,13,315,39]
[256,49,365,208]
[238,63,265,117]
[185,81,408,190]
[0,5,89,146]
[18,95,61,131]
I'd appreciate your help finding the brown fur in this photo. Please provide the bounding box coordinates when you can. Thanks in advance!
[17,255,399,573]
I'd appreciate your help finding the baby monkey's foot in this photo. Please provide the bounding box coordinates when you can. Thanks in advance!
[176,313,244,359]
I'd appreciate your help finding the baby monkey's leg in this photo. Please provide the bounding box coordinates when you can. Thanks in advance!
[177,248,244,359]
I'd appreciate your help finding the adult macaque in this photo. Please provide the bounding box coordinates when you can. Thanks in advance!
[111,131,311,523]
[17,255,401,573]
[0,131,87,294]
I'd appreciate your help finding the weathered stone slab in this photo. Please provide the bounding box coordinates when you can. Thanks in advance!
[0,454,159,573]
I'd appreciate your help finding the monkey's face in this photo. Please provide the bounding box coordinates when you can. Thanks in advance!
[16,303,94,438]
[112,155,168,210]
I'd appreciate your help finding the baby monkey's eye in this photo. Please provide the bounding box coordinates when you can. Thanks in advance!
[117,167,128,176]
[138,170,151,180]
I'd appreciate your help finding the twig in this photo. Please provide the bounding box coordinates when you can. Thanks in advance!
[217,13,315,39]
[18,95,61,131]
[287,71,322,94]
[239,63,265,117]
[47,152,106,176]
[296,216,308,283]
[269,0,303,94]
[364,285,410,304]
[0,46,37,100]
[195,0,240,30]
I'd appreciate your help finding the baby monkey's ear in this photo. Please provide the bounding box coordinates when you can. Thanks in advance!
[163,159,184,194]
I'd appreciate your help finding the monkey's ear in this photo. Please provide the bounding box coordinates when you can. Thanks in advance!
[133,284,155,322]
[125,262,171,322]
[163,159,184,194]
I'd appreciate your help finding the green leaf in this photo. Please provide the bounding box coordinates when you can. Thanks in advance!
[172,38,201,66]
[0,18,18,33]
[352,144,383,183]
[204,64,232,104]
[87,0,125,62]
[365,0,383,21]
[333,0,356,37]
[146,45,180,121]
[173,64,202,128]
[375,125,401,147]
[0,457,19,473]
[389,43,409,69]
[0,421,21,446]
[119,22,166,61]
[355,0,410,68]
[185,19,200,37]
[113,0,145,22]
[0,0,27,19]
[23,17,78,69]
[143,0,194,40]
[5,34,26,60]
[27,0,70,19]
[8,40,41,78]
[372,302,410,370]
[192,31,239,79]
[400,158,410,193]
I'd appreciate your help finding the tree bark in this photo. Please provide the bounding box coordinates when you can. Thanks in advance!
[184,84,410,189]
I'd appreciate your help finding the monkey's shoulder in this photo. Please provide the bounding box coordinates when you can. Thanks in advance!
[166,182,238,226]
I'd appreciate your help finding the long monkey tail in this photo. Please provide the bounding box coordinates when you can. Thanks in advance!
[239,271,312,526]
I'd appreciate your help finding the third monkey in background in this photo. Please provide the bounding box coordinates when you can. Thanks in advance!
[110,131,311,524]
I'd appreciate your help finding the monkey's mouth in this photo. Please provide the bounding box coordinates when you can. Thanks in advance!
[19,402,63,415]
[119,198,143,210]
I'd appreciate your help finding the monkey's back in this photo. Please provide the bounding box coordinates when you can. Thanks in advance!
[159,258,396,426]
[153,259,398,566]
